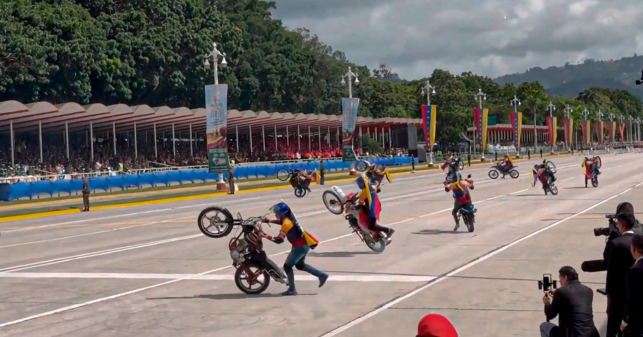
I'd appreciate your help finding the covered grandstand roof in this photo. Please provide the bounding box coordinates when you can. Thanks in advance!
[0,100,421,135]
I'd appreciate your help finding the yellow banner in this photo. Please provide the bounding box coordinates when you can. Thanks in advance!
[552,117,557,145]
[429,105,437,151]
[517,112,523,148]
[482,108,489,152]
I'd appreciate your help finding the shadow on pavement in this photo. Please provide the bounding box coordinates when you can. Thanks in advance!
[309,251,376,258]
[147,293,316,301]
[515,194,546,197]
[413,229,469,235]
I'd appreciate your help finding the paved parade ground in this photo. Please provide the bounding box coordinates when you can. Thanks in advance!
[0,153,641,336]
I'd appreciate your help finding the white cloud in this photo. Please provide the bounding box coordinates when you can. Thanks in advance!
[272,0,643,79]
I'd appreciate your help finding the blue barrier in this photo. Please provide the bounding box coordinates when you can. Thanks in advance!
[0,157,415,201]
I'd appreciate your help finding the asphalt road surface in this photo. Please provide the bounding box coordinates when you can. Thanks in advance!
[0,153,640,337]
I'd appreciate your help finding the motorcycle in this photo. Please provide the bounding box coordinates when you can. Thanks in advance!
[366,166,391,193]
[451,174,476,233]
[532,167,558,195]
[227,215,289,294]
[276,168,309,198]
[488,164,519,179]
[322,186,391,253]
[584,157,600,188]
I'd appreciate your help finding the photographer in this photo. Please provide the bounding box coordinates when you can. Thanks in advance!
[584,212,637,337]
[540,266,599,337]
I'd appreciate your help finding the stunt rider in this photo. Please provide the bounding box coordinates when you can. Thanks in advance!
[533,163,555,191]
[355,175,395,239]
[440,156,459,179]
[582,157,600,188]
[289,169,313,193]
[498,155,513,178]
[262,202,328,296]
[366,164,390,193]
[444,173,475,231]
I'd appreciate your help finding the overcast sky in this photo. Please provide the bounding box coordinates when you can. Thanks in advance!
[271,0,643,80]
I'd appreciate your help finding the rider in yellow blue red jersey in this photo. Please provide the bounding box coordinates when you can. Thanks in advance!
[444,172,475,231]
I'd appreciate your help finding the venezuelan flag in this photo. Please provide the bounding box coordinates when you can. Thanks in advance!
[360,175,381,220]
[312,169,321,184]
[384,168,392,183]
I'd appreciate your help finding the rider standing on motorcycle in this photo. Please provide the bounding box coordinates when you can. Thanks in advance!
[582,157,600,188]
[498,155,513,179]
[262,202,328,296]
[441,156,459,177]
[444,173,475,231]
[355,175,395,238]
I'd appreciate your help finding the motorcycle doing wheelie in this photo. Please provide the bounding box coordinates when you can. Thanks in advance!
[196,207,288,294]
[276,168,310,198]
[584,157,601,188]
[532,165,558,195]
[322,186,390,253]
[447,174,476,233]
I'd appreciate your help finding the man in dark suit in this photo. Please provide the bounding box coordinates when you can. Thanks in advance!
[621,234,643,336]
[603,213,637,336]
[81,176,90,212]
[540,266,599,337]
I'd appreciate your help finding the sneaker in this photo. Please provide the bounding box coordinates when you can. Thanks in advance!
[453,223,460,231]
[387,229,396,238]
[281,290,298,296]
[319,273,329,288]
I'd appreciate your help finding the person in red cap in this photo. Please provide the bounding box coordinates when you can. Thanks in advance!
[417,314,458,337]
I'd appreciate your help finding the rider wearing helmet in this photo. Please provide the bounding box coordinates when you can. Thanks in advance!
[440,156,459,177]
[355,175,395,238]
[534,163,555,190]
[498,155,513,178]
[444,172,475,231]
[262,202,328,296]
[289,169,313,193]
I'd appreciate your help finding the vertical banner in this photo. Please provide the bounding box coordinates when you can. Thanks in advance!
[595,121,603,143]
[510,112,523,148]
[547,116,554,146]
[421,105,437,152]
[206,84,229,173]
[341,97,360,161]
[552,117,557,146]
[481,108,489,153]
[474,107,482,147]
[606,121,615,142]
[580,120,590,144]
[563,118,573,148]
[619,123,626,142]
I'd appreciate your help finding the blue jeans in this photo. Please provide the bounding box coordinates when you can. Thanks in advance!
[540,322,555,337]
[284,245,324,292]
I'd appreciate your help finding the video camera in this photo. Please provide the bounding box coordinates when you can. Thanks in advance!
[637,70,643,85]
[593,214,618,238]
[538,274,557,292]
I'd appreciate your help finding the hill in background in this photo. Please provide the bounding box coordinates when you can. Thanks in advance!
[494,55,643,99]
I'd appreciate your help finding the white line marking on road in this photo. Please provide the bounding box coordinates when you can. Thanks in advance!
[0,272,436,283]
[486,195,505,201]
[317,183,639,337]
[510,189,528,195]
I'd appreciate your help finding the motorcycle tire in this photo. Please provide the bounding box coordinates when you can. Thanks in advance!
[457,160,464,171]
[595,156,602,169]
[198,206,234,238]
[488,169,499,179]
[364,233,386,253]
[355,161,369,172]
[234,264,271,295]
[509,169,519,179]
[592,176,598,188]
[322,190,344,215]
[465,214,475,233]
[294,187,307,198]
[277,169,291,181]
[549,184,558,195]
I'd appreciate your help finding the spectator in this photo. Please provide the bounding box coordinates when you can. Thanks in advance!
[541,266,599,337]
[417,313,458,337]
[81,175,90,212]
[622,234,643,336]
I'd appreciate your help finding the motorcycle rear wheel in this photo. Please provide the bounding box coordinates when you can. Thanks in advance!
[592,176,598,188]
[463,212,475,232]
[364,233,386,253]
[294,187,307,198]
[549,183,559,195]
[234,264,271,295]
[198,207,234,238]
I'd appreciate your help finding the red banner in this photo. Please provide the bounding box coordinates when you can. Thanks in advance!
[580,120,590,144]
[563,118,573,147]
[547,117,554,146]
[619,123,625,142]
[595,121,603,143]
[606,121,615,142]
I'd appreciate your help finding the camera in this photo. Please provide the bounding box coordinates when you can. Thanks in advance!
[637,70,643,85]
[593,214,618,237]
[538,273,557,292]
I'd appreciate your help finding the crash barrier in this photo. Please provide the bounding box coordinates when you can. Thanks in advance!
[0,156,416,201]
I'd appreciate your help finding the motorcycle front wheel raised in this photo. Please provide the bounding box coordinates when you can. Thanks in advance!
[234,264,271,295]
[198,206,234,238]
[322,190,344,215]
[364,233,386,253]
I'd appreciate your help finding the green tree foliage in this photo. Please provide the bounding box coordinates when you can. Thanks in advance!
[1,0,641,144]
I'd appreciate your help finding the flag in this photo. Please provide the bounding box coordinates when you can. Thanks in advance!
[564,118,573,148]
[312,169,321,184]
[547,117,554,146]
[421,105,437,151]
[619,123,625,142]
[205,84,229,172]
[474,107,488,149]
[580,120,590,144]
[595,121,603,143]
[510,112,523,148]
[384,168,392,183]
[606,121,615,142]
[552,117,557,146]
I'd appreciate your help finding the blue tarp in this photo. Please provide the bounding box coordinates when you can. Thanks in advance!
[0,156,416,201]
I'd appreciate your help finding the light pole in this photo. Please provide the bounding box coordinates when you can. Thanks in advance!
[475,89,487,158]
[547,101,556,152]
[510,95,521,155]
[564,105,572,151]
[203,42,228,190]
[421,79,436,165]
[341,66,359,98]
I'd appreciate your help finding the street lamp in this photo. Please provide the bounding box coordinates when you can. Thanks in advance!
[510,96,521,156]
[547,102,555,152]
[341,66,359,98]
[547,101,556,117]
[564,105,573,151]
[475,89,487,158]
[581,108,589,120]
[204,42,227,85]
[595,109,604,143]
[422,79,436,165]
